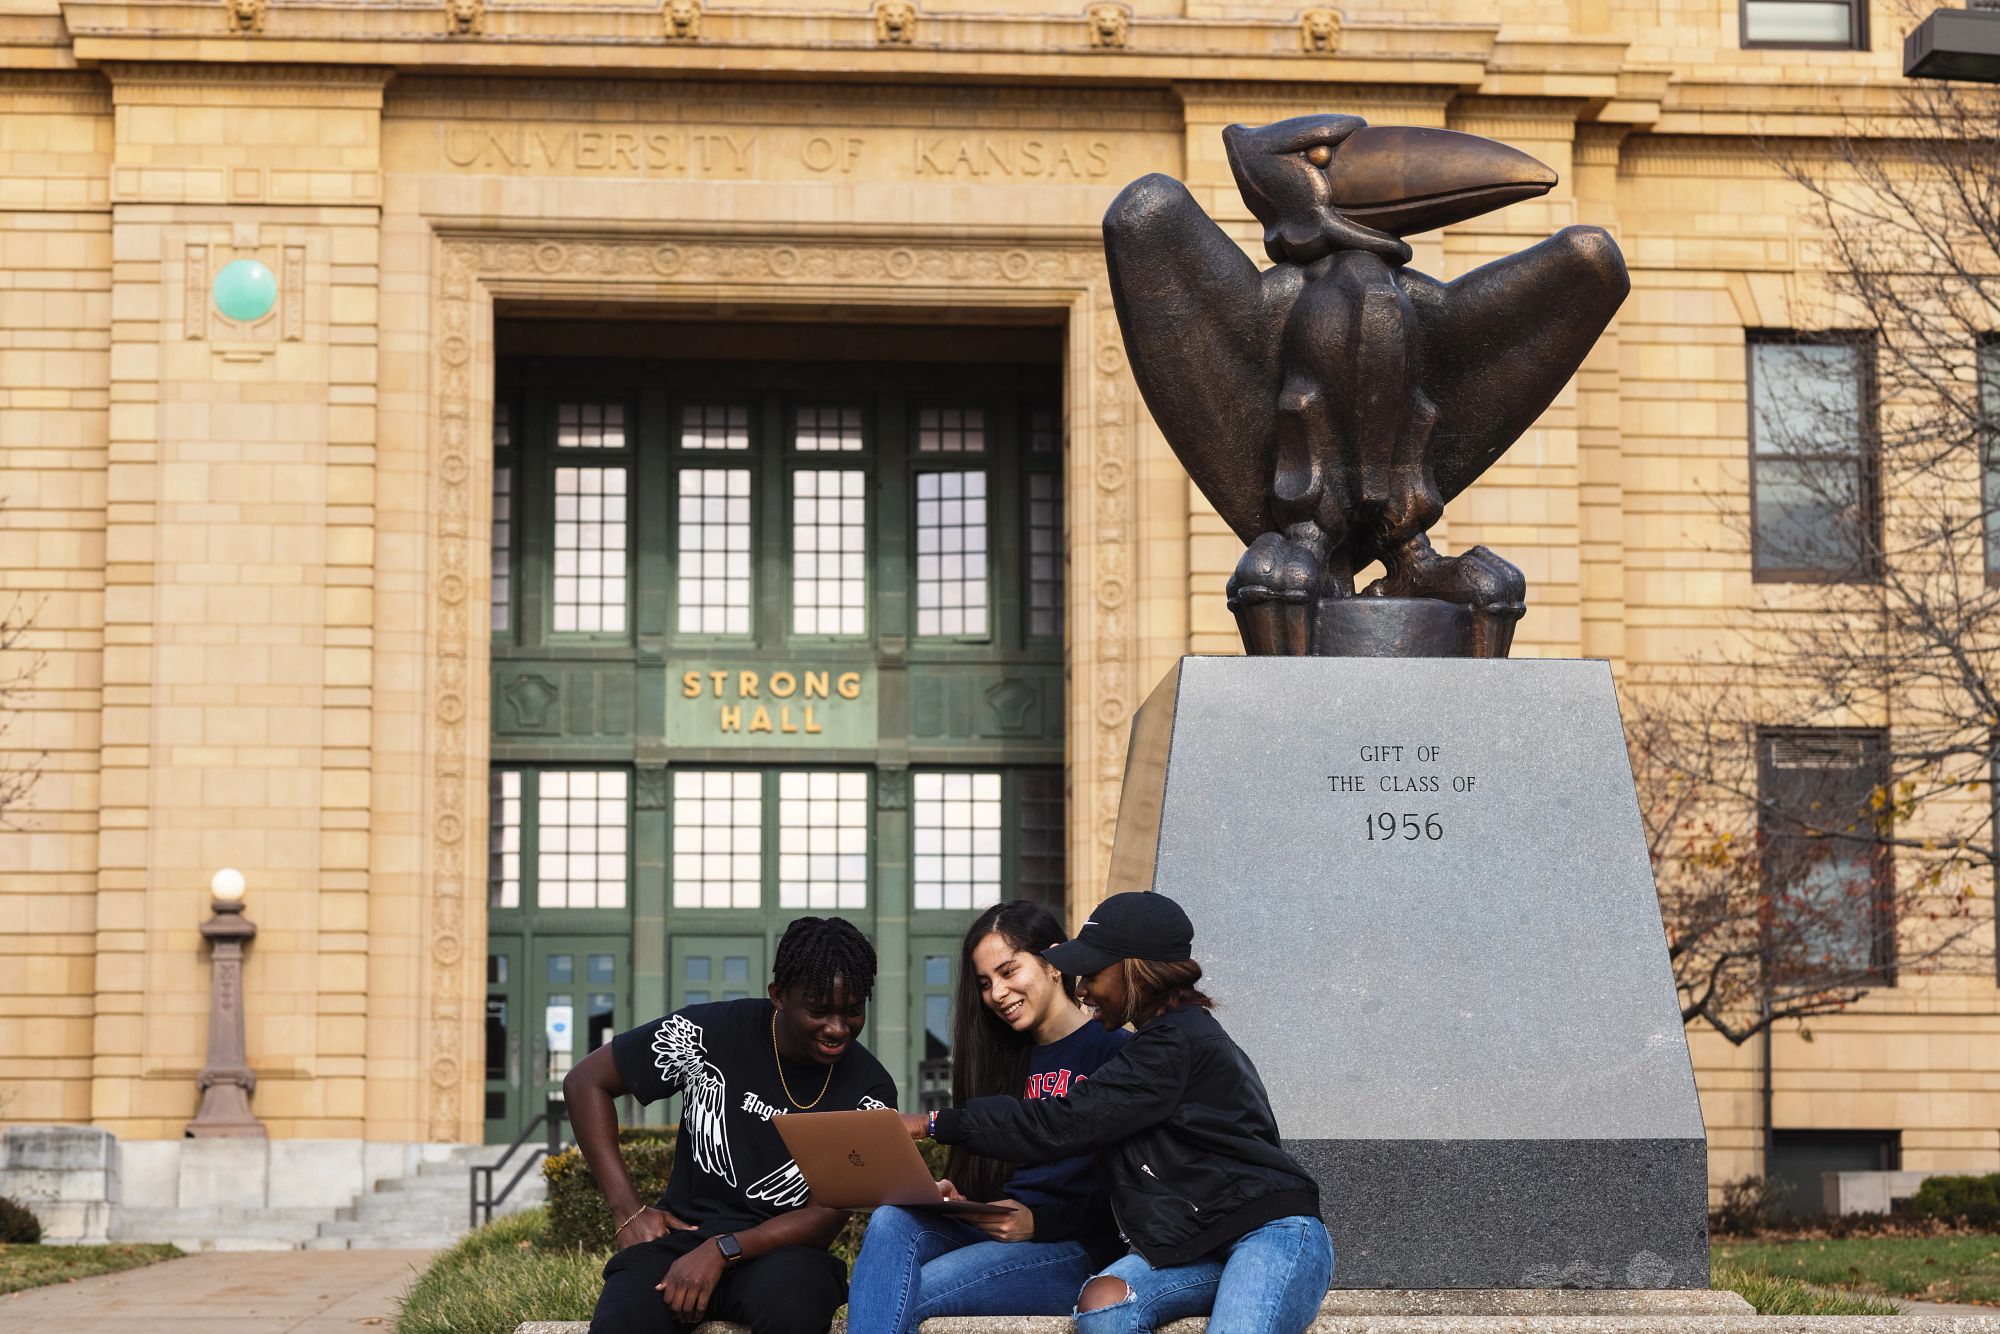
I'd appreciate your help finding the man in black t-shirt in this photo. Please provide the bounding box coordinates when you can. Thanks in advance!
[565,917,898,1334]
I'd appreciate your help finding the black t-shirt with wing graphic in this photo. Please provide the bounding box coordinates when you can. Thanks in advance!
[610,997,898,1233]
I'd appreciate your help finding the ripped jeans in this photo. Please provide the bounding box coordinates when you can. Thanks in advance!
[1074,1215,1333,1334]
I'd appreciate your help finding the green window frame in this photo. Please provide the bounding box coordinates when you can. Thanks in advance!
[545,398,637,642]
[488,766,634,917]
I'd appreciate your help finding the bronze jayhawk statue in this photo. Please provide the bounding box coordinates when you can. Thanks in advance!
[1104,115,1629,657]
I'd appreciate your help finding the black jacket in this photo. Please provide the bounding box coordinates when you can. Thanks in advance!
[933,1005,1319,1267]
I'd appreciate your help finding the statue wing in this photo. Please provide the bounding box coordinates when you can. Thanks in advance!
[1104,174,1293,544]
[1408,225,1630,504]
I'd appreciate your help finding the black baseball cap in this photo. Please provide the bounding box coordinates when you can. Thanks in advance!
[1042,892,1194,976]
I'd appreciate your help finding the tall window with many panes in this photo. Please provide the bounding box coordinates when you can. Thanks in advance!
[484,353,1066,1140]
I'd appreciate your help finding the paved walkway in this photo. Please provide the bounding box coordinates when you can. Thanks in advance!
[0,1249,435,1334]
[1903,1299,2000,1315]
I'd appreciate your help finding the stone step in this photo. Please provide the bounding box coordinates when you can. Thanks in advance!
[316,1224,464,1248]
[343,1234,467,1251]
[111,1205,335,1245]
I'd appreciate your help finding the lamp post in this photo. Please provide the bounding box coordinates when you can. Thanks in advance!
[185,867,265,1138]
[1906,3,2000,81]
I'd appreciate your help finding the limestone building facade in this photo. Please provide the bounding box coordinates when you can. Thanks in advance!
[0,0,1992,1217]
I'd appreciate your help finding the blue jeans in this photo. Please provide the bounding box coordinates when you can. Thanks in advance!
[846,1204,1101,1334]
[1073,1215,1334,1334]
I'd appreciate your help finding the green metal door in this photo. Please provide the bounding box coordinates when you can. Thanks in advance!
[526,938,627,1131]
[670,934,766,1011]
[910,939,960,1112]
[484,937,523,1142]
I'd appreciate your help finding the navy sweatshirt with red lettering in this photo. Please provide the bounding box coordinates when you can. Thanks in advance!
[1004,1021,1129,1260]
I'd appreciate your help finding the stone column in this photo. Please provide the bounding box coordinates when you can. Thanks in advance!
[187,887,265,1138]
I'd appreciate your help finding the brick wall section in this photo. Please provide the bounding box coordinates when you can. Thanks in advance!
[0,73,112,1124]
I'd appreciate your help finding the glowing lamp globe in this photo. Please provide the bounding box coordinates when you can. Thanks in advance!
[212,259,277,323]
[210,867,247,905]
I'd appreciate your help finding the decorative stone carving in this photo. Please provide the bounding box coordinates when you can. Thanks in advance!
[498,673,559,734]
[445,0,482,35]
[1299,7,1340,52]
[185,243,208,340]
[664,0,701,40]
[874,1,916,44]
[225,0,267,34]
[1085,3,1128,48]
[983,678,1040,736]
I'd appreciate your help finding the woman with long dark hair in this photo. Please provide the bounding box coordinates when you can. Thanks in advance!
[903,891,1334,1334]
[846,899,1129,1334]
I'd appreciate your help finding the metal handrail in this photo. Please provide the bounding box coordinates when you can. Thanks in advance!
[471,1094,567,1228]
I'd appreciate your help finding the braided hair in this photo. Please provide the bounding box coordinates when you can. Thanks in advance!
[771,916,878,1006]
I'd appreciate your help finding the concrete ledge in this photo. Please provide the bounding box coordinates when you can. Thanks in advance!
[526,1288,1984,1334]
[517,1317,2000,1334]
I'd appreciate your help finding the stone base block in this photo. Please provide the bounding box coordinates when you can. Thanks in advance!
[1104,659,1711,1288]
[1292,1139,1709,1288]
[0,1126,119,1242]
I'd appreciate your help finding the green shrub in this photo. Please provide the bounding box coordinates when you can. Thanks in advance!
[1912,1172,2000,1227]
[1709,1174,1790,1236]
[396,1208,601,1334]
[543,1126,678,1252]
[0,1197,42,1244]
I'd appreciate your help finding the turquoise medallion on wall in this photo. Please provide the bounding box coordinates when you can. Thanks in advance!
[213,258,277,323]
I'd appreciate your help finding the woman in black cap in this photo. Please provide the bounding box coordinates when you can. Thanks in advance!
[901,891,1333,1334]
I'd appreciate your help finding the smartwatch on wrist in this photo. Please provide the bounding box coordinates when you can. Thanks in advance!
[714,1233,743,1267]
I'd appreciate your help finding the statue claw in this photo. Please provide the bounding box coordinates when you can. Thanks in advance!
[1366,539,1525,658]
[1227,533,1318,655]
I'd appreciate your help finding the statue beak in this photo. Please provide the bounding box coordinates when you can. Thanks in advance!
[1328,126,1558,236]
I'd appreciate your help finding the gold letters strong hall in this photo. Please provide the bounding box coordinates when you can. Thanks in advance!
[679,668,865,737]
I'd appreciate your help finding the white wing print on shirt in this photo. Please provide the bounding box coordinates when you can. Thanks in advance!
[745,1160,810,1209]
[651,1015,736,1187]
[745,1095,890,1210]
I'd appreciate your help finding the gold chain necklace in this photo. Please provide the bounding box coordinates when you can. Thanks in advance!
[771,1010,834,1110]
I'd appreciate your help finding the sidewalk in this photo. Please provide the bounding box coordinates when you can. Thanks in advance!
[0,1248,434,1334]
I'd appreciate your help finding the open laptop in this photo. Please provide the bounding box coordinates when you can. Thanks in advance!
[773,1107,1010,1215]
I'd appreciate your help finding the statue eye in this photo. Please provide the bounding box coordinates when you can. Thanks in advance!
[1306,144,1332,167]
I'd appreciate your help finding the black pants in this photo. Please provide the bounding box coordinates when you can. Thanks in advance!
[591,1230,847,1334]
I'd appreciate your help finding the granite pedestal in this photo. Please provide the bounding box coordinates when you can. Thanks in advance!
[1105,656,1708,1289]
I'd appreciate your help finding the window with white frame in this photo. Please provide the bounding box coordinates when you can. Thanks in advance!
[557,401,626,449]
[795,405,863,452]
[793,470,867,635]
[915,471,989,637]
[1978,340,2000,582]
[912,771,1002,910]
[682,403,751,451]
[1741,0,1865,49]
[672,771,762,910]
[489,770,522,909]
[1026,471,1061,639]
[916,407,985,454]
[677,468,752,635]
[535,770,629,909]
[492,403,513,636]
[553,466,628,632]
[778,771,869,910]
